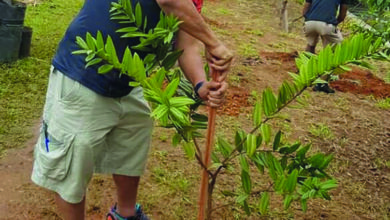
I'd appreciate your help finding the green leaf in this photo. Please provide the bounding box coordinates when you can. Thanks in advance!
[116,26,139,33]
[283,194,293,210]
[105,36,120,66]
[253,99,262,127]
[86,32,96,51]
[301,199,308,212]
[236,194,249,204]
[85,58,102,68]
[320,154,334,169]
[164,78,180,98]
[172,133,182,147]
[72,50,89,55]
[129,81,140,87]
[313,78,328,84]
[241,170,252,194]
[76,36,88,50]
[135,3,143,28]
[273,131,282,151]
[320,179,338,190]
[170,107,189,125]
[309,153,325,169]
[262,88,277,116]
[261,124,271,145]
[218,137,233,157]
[246,133,257,157]
[296,144,311,160]
[339,65,352,72]
[169,97,195,107]
[252,154,265,174]
[96,31,104,50]
[235,130,246,152]
[98,64,114,74]
[161,50,184,70]
[286,169,299,193]
[279,142,301,154]
[239,155,250,173]
[182,141,195,159]
[85,53,95,62]
[191,113,208,122]
[259,192,270,215]
[211,152,221,163]
[150,104,169,120]
[243,201,251,216]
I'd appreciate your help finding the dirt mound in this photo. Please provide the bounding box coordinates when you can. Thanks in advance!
[331,68,390,98]
[219,86,251,116]
[259,51,390,98]
[260,51,299,63]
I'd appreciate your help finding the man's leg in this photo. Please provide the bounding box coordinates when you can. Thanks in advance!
[113,175,140,217]
[322,24,343,48]
[304,21,319,54]
[56,194,85,220]
[305,44,316,53]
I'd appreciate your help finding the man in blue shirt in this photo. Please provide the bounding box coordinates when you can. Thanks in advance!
[302,0,348,93]
[31,0,233,219]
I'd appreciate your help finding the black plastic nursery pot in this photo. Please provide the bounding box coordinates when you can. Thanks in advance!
[0,0,27,62]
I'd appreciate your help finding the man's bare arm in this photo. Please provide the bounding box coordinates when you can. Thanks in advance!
[175,30,228,107]
[156,0,233,70]
[302,2,311,16]
[337,4,348,24]
[156,0,218,50]
[176,30,205,86]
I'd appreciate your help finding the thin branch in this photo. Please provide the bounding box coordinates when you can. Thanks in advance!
[193,137,203,159]
[193,137,213,176]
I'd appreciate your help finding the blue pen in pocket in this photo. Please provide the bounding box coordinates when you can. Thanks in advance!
[43,122,50,152]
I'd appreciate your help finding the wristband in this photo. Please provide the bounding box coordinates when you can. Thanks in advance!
[194,81,204,97]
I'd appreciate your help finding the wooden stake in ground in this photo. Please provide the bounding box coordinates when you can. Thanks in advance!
[197,70,219,220]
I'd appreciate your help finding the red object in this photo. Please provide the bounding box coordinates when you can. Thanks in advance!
[192,0,204,12]
[197,69,218,220]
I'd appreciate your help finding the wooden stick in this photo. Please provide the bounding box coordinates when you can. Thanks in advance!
[197,70,219,220]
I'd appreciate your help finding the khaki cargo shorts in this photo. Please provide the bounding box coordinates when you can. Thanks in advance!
[304,20,343,47]
[31,67,153,203]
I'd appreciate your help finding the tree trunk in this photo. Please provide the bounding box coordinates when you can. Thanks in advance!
[280,0,289,32]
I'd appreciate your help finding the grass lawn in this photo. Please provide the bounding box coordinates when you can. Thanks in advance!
[0,0,83,157]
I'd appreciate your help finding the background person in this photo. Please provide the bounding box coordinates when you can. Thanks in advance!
[302,0,348,93]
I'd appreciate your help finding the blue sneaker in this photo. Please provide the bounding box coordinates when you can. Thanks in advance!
[106,204,150,220]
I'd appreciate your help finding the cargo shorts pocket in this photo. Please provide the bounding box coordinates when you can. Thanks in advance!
[36,122,75,181]
[55,69,82,103]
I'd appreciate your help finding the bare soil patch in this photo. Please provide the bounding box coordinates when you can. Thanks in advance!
[331,68,390,98]
[218,86,251,116]
[261,51,390,98]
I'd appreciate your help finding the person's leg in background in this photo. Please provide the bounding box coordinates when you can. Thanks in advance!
[304,21,320,54]
[313,24,344,93]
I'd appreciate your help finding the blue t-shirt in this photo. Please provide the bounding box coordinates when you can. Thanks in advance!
[304,0,347,25]
[52,0,161,97]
